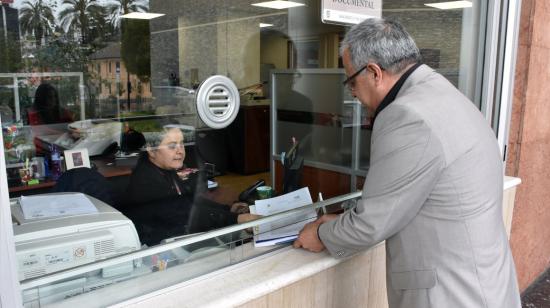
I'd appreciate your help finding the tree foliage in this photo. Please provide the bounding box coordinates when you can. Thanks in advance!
[58,0,104,45]
[19,0,55,46]
[107,0,148,31]
[121,18,150,82]
[0,37,22,72]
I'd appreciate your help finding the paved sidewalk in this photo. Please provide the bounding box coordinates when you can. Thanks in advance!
[522,268,550,308]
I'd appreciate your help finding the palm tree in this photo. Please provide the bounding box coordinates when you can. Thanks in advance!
[107,0,148,31]
[58,0,103,44]
[108,0,148,108]
[19,0,55,46]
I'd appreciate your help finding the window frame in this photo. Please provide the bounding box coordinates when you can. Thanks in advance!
[0,0,521,305]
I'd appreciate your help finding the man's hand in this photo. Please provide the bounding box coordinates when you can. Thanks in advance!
[316,213,338,224]
[293,214,338,253]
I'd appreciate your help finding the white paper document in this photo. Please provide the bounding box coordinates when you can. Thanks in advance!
[207,180,218,189]
[20,193,98,219]
[249,187,316,247]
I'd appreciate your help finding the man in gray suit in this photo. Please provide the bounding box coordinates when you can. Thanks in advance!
[293,18,521,308]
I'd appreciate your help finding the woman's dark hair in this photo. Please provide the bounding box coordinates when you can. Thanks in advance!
[33,83,62,124]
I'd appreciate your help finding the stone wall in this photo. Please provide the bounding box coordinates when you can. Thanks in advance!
[506,0,550,291]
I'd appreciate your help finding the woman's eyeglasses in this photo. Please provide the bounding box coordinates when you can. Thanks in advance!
[162,142,185,151]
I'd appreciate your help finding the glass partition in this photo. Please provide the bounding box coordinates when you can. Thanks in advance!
[1,0,492,305]
[17,192,360,307]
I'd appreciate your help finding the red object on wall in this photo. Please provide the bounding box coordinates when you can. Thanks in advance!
[1,0,14,4]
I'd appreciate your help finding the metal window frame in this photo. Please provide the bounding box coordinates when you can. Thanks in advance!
[0,72,86,122]
[0,0,523,305]
[496,0,522,161]
[480,0,523,161]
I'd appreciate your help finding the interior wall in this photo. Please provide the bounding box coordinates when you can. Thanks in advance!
[218,19,260,88]
[506,0,550,292]
[177,7,260,89]
[261,35,288,69]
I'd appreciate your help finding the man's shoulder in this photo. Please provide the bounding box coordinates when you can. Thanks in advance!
[375,103,428,131]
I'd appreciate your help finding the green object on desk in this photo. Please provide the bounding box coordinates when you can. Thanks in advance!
[256,186,273,199]
[27,179,39,185]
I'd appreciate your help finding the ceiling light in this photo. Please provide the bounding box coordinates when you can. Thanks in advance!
[121,12,165,20]
[252,1,305,10]
[424,1,472,9]
[260,23,274,28]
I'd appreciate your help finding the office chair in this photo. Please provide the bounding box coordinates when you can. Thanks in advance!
[52,167,116,206]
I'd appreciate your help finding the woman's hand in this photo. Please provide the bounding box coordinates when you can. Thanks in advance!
[177,168,198,179]
[237,213,261,233]
[237,213,261,224]
[230,202,250,214]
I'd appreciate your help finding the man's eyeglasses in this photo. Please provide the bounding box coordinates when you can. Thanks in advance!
[342,64,368,91]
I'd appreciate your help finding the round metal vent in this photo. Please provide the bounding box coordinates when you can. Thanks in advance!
[195,75,240,129]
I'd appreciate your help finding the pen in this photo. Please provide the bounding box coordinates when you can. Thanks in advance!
[318,192,326,215]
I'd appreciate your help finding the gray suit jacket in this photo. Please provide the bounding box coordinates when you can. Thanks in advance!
[318,65,520,308]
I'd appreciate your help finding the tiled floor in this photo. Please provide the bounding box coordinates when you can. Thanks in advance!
[523,268,550,308]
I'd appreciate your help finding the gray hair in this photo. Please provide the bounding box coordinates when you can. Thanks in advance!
[144,124,194,150]
[143,125,179,150]
[340,18,420,74]
[143,127,174,150]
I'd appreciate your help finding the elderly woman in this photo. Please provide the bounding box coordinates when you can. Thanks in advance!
[125,125,256,245]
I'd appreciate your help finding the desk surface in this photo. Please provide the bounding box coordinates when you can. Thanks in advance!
[8,156,136,194]
[9,160,264,208]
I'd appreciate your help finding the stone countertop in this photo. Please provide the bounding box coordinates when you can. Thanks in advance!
[113,244,355,308]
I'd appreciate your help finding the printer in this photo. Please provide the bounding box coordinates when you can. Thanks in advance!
[11,193,141,282]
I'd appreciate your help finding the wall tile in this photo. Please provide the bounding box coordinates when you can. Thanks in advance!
[531,0,550,49]
[511,141,550,290]
[518,0,535,47]
[509,0,550,291]
[520,46,550,144]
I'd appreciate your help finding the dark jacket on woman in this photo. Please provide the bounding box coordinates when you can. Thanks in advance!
[124,154,237,246]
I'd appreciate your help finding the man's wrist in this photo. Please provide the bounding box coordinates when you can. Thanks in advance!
[316,222,323,243]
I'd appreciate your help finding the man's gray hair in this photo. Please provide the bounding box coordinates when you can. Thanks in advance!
[340,18,420,74]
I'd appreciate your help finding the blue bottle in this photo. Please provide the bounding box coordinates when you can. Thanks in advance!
[50,146,62,180]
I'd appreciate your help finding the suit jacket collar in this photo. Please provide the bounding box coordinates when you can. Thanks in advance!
[372,63,427,124]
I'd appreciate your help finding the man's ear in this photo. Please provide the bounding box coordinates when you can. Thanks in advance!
[368,63,383,82]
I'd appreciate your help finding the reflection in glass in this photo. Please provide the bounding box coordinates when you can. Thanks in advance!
[0,0,487,305]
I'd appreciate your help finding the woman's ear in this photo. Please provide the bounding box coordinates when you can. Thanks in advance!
[146,146,156,158]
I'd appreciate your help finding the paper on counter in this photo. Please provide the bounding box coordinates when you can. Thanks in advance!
[249,187,316,247]
[20,193,98,219]
[207,180,218,189]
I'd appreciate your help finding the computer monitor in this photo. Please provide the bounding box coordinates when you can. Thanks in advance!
[282,141,304,194]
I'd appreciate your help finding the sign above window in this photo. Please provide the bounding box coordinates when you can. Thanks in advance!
[321,0,382,25]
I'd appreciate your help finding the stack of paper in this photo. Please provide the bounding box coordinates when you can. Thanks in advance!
[249,187,316,247]
[19,193,98,220]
